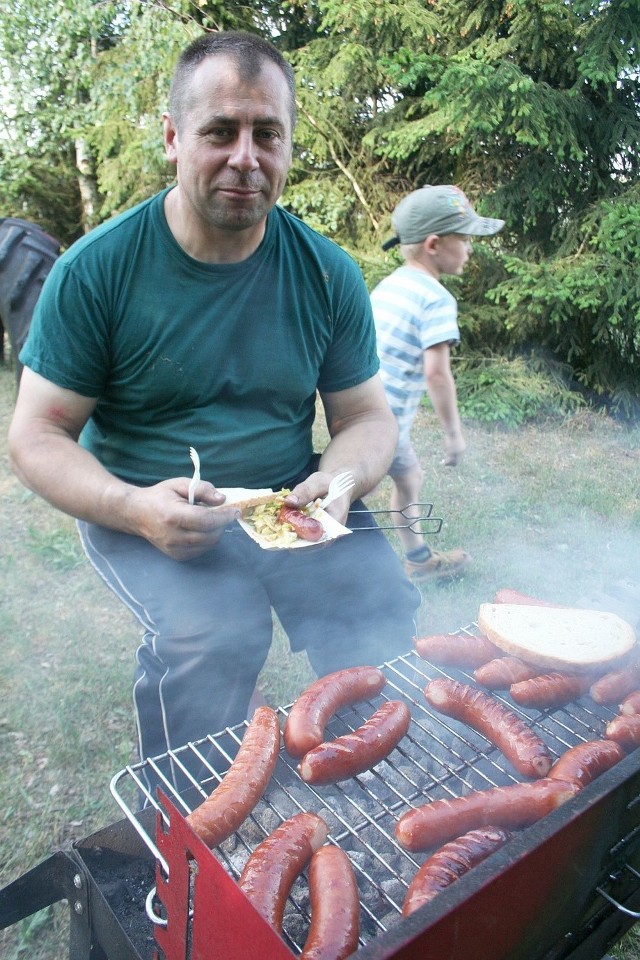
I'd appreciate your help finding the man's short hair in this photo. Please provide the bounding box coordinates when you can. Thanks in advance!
[169,31,297,132]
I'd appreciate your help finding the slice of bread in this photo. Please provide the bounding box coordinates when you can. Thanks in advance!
[218,487,278,514]
[477,603,636,671]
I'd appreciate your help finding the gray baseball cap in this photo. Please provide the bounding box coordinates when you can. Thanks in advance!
[382,185,505,250]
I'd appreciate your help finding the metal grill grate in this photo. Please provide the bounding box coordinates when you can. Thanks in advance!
[110,637,620,954]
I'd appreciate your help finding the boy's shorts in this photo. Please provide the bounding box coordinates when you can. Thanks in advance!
[388,439,420,478]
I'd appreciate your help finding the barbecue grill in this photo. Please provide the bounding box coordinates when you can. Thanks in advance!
[3,628,640,960]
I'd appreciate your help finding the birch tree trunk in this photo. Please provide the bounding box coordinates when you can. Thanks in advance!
[75,137,100,233]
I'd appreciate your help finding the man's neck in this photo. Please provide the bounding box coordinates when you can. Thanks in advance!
[163,188,267,264]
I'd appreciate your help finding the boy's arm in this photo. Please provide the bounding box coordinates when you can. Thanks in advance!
[423,343,466,466]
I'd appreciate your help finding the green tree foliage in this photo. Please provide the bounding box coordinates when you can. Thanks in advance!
[353,0,639,416]
[490,188,640,414]
[0,0,638,413]
[0,0,97,241]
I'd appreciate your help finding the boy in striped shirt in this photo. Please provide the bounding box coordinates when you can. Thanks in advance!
[372,185,504,581]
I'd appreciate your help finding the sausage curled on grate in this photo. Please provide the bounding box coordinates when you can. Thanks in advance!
[284,666,387,759]
[301,845,360,960]
[619,690,640,715]
[414,632,501,668]
[492,588,562,607]
[402,827,511,916]
[297,700,411,785]
[396,779,580,852]
[186,705,280,848]
[238,812,328,933]
[509,671,592,710]
[589,663,640,705]
[474,656,540,689]
[424,678,552,778]
[548,739,625,788]
[605,714,640,752]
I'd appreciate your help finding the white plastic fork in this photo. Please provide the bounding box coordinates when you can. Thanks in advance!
[317,471,355,510]
[188,446,201,505]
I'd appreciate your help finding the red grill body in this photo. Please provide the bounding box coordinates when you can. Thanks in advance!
[3,644,640,960]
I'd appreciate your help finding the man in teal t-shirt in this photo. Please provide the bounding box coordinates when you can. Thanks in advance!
[9,31,419,787]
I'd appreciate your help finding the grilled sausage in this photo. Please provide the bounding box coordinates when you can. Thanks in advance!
[509,672,592,710]
[605,714,640,752]
[424,678,552,778]
[301,846,360,960]
[284,666,387,760]
[590,663,640,705]
[401,827,511,916]
[277,504,324,542]
[619,690,640,715]
[186,706,280,848]
[548,739,625,787]
[492,588,562,606]
[395,778,580,852]
[297,700,411,785]
[238,812,328,933]
[474,657,540,689]
[414,633,501,668]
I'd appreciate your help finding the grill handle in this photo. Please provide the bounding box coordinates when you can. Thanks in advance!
[597,864,640,918]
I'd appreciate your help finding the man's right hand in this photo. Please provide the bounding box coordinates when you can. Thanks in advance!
[129,479,242,561]
[9,370,243,561]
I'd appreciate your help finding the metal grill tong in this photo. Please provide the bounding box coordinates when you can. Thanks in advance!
[349,502,443,535]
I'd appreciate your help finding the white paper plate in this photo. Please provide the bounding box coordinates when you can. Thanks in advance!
[218,488,352,551]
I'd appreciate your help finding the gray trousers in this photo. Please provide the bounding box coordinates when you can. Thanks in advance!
[78,502,420,768]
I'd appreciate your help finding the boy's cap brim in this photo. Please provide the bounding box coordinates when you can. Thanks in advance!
[384,185,505,248]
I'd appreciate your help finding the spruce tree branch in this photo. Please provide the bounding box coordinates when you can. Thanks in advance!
[297,102,380,232]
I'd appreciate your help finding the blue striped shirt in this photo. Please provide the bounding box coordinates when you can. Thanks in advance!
[371,265,460,445]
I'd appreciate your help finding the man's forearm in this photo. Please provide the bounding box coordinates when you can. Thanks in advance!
[9,427,140,531]
[319,376,398,498]
[320,410,398,498]
[8,367,142,532]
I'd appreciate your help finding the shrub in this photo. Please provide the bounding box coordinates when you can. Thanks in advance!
[452,353,585,427]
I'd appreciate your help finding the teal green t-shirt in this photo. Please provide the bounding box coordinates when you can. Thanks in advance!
[21,189,379,489]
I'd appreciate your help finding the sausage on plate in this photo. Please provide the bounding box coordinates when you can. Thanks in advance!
[186,705,280,848]
[424,678,552,778]
[297,700,411,785]
[284,666,386,760]
[277,504,324,542]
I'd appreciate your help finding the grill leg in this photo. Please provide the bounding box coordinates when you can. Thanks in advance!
[66,856,107,960]
[0,851,75,928]
[0,848,108,960]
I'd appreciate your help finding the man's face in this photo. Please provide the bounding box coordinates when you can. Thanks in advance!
[163,55,293,234]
